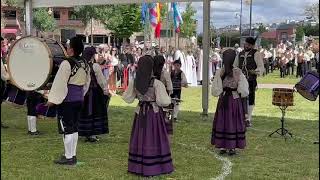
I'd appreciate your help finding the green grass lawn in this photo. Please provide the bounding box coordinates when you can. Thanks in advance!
[1,88,319,180]
[257,70,302,85]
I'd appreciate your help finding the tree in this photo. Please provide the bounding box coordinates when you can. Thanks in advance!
[33,8,56,35]
[74,5,113,43]
[257,25,267,33]
[305,3,319,22]
[295,25,305,42]
[180,2,197,39]
[74,5,112,26]
[104,5,142,39]
[1,0,17,6]
[303,24,320,36]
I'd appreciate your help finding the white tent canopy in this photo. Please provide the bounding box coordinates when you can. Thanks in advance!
[21,0,212,116]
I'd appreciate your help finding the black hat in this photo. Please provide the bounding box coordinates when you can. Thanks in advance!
[173,59,182,65]
[245,37,256,45]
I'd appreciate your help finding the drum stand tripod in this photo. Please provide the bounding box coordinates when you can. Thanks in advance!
[269,105,293,140]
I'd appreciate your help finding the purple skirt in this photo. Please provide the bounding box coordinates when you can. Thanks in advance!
[211,95,246,149]
[128,103,174,177]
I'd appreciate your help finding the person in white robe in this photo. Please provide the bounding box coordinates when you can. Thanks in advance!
[196,48,203,83]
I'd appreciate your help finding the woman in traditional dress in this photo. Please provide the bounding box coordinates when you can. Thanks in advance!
[122,55,174,177]
[79,47,110,142]
[211,49,249,156]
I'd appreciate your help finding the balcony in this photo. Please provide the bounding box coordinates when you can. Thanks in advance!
[56,20,84,27]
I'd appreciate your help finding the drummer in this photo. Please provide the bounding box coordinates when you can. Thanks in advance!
[46,36,90,165]
[171,59,188,122]
[1,36,10,128]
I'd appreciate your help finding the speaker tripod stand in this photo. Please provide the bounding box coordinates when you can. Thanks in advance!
[269,105,293,140]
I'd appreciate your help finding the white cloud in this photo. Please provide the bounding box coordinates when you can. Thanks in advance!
[178,0,318,33]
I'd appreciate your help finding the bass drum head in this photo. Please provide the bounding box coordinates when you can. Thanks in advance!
[7,37,52,91]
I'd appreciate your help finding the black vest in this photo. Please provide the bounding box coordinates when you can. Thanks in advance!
[238,49,257,81]
[171,71,182,90]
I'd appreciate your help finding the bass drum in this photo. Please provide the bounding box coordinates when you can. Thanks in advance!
[7,37,67,91]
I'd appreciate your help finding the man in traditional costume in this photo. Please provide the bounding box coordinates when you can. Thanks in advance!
[233,37,264,127]
[46,37,90,165]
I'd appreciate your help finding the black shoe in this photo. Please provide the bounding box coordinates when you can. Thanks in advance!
[1,123,9,128]
[30,131,40,136]
[54,156,76,165]
[219,149,227,155]
[85,136,98,143]
[245,120,252,127]
[228,149,236,156]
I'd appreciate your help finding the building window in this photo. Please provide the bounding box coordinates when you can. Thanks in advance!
[53,10,60,20]
[3,10,16,19]
[68,11,78,20]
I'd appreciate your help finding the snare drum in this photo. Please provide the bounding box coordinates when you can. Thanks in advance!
[7,37,67,91]
[295,71,319,101]
[272,88,294,107]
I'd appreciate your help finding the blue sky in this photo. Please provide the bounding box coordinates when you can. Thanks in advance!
[179,0,318,33]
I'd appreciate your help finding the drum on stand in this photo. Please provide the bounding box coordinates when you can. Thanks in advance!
[270,88,295,140]
[7,36,67,91]
[295,71,319,101]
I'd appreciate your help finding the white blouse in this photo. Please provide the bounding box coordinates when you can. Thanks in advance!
[48,60,91,105]
[122,79,171,113]
[160,70,173,95]
[211,68,249,98]
[92,63,109,95]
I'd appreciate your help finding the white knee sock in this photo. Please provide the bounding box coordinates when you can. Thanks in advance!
[71,132,79,157]
[29,116,37,132]
[248,105,255,122]
[27,116,31,131]
[64,134,73,159]
[173,104,180,119]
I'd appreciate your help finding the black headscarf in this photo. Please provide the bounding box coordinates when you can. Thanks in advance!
[82,46,96,63]
[135,55,154,95]
[222,49,237,80]
[153,55,165,80]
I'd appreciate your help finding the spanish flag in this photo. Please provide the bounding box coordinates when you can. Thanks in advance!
[155,3,161,38]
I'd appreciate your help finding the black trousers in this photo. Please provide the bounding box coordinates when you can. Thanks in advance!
[171,89,181,100]
[26,92,43,116]
[57,101,83,135]
[280,65,286,78]
[248,80,257,106]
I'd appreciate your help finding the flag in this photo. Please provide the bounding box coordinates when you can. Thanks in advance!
[141,3,148,25]
[149,3,158,28]
[172,2,183,33]
[155,3,161,38]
